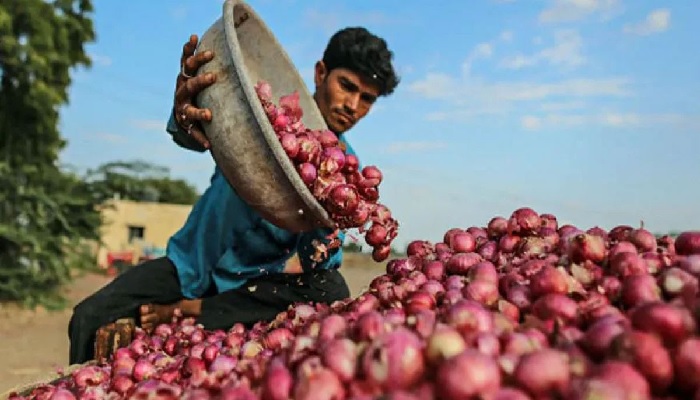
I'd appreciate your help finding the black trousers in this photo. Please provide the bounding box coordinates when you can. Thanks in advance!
[68,256,350,365]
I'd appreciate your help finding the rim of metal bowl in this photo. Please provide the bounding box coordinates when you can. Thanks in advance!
[221,0,335,230]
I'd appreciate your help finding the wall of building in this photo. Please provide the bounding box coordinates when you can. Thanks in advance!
[96,199,192,267]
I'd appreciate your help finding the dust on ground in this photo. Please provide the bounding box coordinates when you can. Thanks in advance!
[0,252,385,395]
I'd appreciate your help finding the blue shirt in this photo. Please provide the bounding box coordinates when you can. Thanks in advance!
[164,112,357,299]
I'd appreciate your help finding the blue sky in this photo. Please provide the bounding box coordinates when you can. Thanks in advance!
[59,0,699,249]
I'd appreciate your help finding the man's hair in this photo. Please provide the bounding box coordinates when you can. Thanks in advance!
[322,27,400,97]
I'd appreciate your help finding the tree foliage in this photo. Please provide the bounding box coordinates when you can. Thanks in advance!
[0,0,98,308]
[86,160,200,205]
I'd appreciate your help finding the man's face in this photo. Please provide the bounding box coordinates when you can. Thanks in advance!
[313,61,380,135]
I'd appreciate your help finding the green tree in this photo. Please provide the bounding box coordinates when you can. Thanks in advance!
[0,0,99,308]
[86,160,200,205]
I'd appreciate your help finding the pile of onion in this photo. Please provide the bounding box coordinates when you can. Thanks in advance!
[10,208,700,400]
[254,81,398,262]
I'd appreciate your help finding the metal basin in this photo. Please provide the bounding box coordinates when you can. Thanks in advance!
[194,0,334,232]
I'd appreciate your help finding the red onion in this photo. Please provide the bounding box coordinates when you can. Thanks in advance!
[487,217,508,238]
[425,325,466,364]
[674,338,700,393]
[498,235,521,253]
[630,301,697,347]
[531,293,578,324]
[466,226,488,242]
[609,225,634,242]
[610,330,673,393]
[443,300,494,336]
[592,360,651,399]
[362,328,425,391]
[436,349,501,400]
[678,255,700,277]
[567,379,627,400]
[620,274,662,308]
[450,232,476,253]
[422,260,445,281]
[463,280,499,306]
[513,349,571,398]
[508,208,541,235]
[317,129,339,148]
[321,338,358,382]
[326,184,360,216]
[297,163,317,186]
[468,261,498,284]
[360,165,383,187]
[609,252,648,277]
[676,231,700,255]
[658,267,698,298]
[293,368,345,400]
[529,266,569,298]
[568,233,606,264]
[579,316,626,361]
[446,252,483,275]
[405,290,436,314]
[629,228,657,253]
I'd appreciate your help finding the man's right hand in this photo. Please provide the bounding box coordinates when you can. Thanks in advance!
[174,34,217,149]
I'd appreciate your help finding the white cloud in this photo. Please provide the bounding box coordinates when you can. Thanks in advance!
[170,5,188,21]
[623,9,671,36]
[303,9,403,35]
[500,30,514,42]
[90,132,128,144]
[460,30,514,75]
[539,0,623,24]
[539,100,587,112]
[410,73,631,103]
[130,119,166,132]
[500,29,585,70]
[520,112,698,130]
[385,141,448,154]
[90,54,112,67]
[521,116,542,130]
[410,71,632,123]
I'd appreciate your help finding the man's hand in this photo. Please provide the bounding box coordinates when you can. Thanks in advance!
[174,34,217,149]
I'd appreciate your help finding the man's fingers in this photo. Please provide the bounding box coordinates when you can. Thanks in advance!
[175,73,216,104]
[184,51,214,74]
[189,127,210,149]
[180,34,199,66]
[185,74,217,99]
[185,104,212,123]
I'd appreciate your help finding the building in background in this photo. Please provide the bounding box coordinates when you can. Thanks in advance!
[96,199,192,269]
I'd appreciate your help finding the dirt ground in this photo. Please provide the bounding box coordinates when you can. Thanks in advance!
[0,253,385,396]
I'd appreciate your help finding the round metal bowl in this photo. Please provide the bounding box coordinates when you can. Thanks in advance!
[194,0,334,233]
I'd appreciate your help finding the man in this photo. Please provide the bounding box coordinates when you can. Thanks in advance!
[68,26,400,365]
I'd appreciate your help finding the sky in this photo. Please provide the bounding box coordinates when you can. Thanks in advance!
[58,0,700,249]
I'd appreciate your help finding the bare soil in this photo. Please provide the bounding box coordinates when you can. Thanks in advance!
[0,253,384,396]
